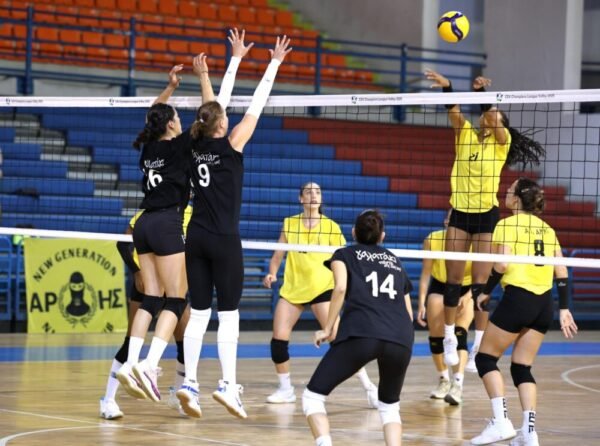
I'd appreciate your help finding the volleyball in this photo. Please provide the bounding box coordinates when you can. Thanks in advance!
[437,11,470,43]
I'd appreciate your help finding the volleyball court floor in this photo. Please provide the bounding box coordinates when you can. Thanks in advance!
[0,330,598,445]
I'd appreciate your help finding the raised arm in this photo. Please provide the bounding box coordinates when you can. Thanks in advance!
[192,53,214,104]
[229,35,292,152]
[216,28,254,109]
[482,107,508,145]
[424,69,465,134]
[153,64,183,105]
[263,230,287,288]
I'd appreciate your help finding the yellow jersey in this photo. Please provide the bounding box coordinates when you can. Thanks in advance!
[128,205,193,268]
[450,120,511,213]
[427,229,472,286]
[492,213,560,294]
[279,214,346,304]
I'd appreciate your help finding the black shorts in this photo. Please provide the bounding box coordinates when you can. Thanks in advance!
[133,207,185,256]
[185,224,243,312]
[281,289,332,306]
[490,285,553,334]
[448,207,499,235]
[130,282,144,303]
[307,337,412,405]
[427,277,470,297]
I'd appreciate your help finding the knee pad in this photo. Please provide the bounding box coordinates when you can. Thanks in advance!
[428,336,444,354]
[217,310,239,343]
[302,388,327,417]
[271,338,290,364]
[510,362,536,387]
[185,308,211,341]
[443,283,462,307]
[163,297,187,320]
[114,336,129,364]
[455,327,468,351]
[378,401,401,425]
[140,294,165,318]
[475,352,500,378]
[471,283,488,311]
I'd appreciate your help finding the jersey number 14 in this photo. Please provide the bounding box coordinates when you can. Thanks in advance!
[365,271,397,300]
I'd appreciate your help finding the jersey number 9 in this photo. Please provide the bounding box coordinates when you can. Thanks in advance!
[197,164,210,187]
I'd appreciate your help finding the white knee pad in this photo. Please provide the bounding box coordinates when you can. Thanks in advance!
[302,388,327,417]
[378,401,401,425]
[217,310,239,343]
[185,308,211,340]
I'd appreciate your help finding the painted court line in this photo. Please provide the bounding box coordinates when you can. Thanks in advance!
[560,364,600,394]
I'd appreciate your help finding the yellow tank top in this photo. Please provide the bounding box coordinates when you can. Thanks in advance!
[279,214,346,304]
[493,213,560,294]
[427,229,472,286]
[128,205,192,268]
[450,120,511,213]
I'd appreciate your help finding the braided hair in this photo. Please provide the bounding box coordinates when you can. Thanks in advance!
[514,177,545,215]
[499,111,546,169]
[133,103,175,150]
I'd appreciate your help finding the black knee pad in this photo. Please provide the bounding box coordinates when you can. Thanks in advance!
[510,362,536,387]
[455,326,468,351]
[114,336,129,363]
[428,336,444,354]
[130,283,144,303]
[140,294,165,318]
[443,283,462,307]
[163,297,187,320]
[176,340,184,364]
[471,283,488,311]
[475,352,499,378]
[271,338,290,364]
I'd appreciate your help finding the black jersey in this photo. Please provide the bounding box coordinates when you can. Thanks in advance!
[138,129,192,211]
[189,136,243,235]
[326,244,414,348]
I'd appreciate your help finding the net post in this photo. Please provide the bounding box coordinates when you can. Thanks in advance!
[24,5,34,95]
[126,16,137,97]
[394,43,407,122]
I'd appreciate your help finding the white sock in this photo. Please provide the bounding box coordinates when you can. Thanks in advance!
[444,324,456,339]
[104,359,121,400]
[453,372,464,387]
[146,336,168,369]
[315,435,332,446]
[491,396,508,420]
[473,330,484,349]
[277,372,292,390]
[440,369,450,381]
[126,336,144,365]
[174,361,186,389]
[218,310,240,386]
[183,308,212,382]
[355,367,373,390]
[522,410,536,433]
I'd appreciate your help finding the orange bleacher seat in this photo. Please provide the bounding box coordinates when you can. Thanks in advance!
[207,43,226,69]
[157,1,177,17]
[1,1,27,20]
[32,41,63,58]
[275,10,293,28]
[75,0,95,6]
[98,10,124,29]
[31,3,55,23]
[289,51,309,65]
[104,32,127,49]
[35,26,60,42]
[237,6,256,25]
[146,36,167,52]
[189,41,207,56]
[95,0,116,10]
[325,54,345,67]
[184,19,206,38]
[296,64,315,79]
[217,5,237,23]
[81,30,102,46]
[249,0,267,7]
[255,8,275,26]
[138,0,157,14]
[167,39,189,55]
[178,1,198,17]
[278,63,298,78]
[137,14,163,33]
[0,23,14,49]
[77,7,101,27]
[54,6,79,25]
[59,29,82,44]
[197,3,218,21]
[116,0,136,13]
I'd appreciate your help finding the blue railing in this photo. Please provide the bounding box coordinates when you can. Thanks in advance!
[0,4,486,98]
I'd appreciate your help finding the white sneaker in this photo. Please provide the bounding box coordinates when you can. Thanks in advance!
[266,386,296,404]
[466,345,479,373]
[510,429,539,446]
[365,383,379,409]
[167,386,186,416]
[443,335,459,366]
[471,418,517,445]
[115,363,148,400]
[132,360,161,402]
[176,379,202,418]
[99,397,123,420]
[430,378,451,399]
[444,381,462,406]
[212,379,247,419]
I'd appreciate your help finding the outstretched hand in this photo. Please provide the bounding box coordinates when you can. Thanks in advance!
[473,76,492,90]
[168,64,184,88]
[424,69,450,88]
[269,35,292,63]
[192,53,208,77]
[228,28,254,58]
[559,309,578,339]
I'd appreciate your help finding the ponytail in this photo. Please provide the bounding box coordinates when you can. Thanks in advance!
[133,103,175,150]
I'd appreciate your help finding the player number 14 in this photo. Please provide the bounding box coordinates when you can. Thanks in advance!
[365,271,397,300]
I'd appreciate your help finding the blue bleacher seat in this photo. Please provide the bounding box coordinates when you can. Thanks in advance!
[2,159,68,178]
[0,143,42,160]
[0,128,15,142]
[0,194,123,216]
[2,213,128,233]
[0,178,95,196]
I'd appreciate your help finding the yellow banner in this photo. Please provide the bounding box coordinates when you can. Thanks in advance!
[24,238,127,334]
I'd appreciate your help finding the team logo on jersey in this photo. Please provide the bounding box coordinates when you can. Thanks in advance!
[496,93,504,102]
[58,271,98,327]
